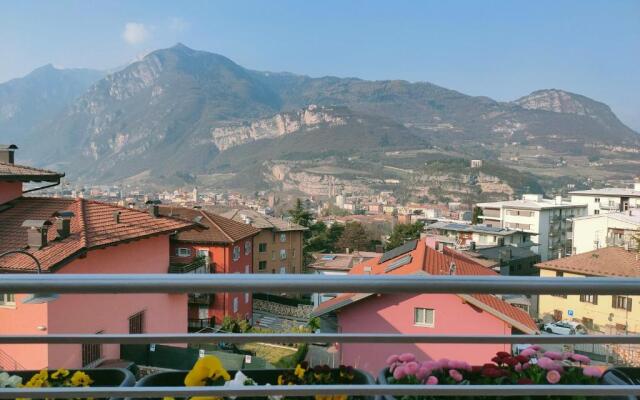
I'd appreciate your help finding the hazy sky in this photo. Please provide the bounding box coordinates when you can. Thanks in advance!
[1,0,639,130]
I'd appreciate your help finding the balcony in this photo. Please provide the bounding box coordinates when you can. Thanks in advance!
[188,292,213,305]
[1,274,640,398]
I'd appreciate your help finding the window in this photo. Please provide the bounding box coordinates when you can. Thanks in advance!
[280,233,287,242]
[612,295,632,311]
[244,241,252,255]
[129,311,145,334]
[552,271,567,298]
[280,249,287,260]
[258,261,267,270]
[0,293,15,306]
[580,294,598,305]
[245,293,250,304]
[271,251,275,261]
[176,248,192,257]
[258,243,267,252]
[232,246,241,261]
[594,210,600,215]
[280,266,286,274]
[414,308,435,327]
[595,198,600,203]
[245,265,250,274]
[81,331,103,366]
[292,248,296,258]
[196,249,209,258]
[233,297,239,313]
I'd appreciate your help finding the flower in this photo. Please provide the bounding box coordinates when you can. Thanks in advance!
[570,354,591,365]
[294,364,306,379]
[448,360,472,371]
[519,348,537,357]
[404,361,419,376]
[425,376,438,385]
[528,345,542,351]
[537,357,560,371]
[0,372,22,388]
[416,366,431,381]
[448,369,463,383]
[70,371,94,387]
[386,354,399,365]
[517,377,534,385]
[436,359,450,369]
[496,351,510,359]
[392,365,406,380]
[546,370,562,384]
[224,371,258,400]
[543,351,565,360]
[399,353,416,362]
[583,366,603,378]
[185,356,231,387]
[51,369,70,380]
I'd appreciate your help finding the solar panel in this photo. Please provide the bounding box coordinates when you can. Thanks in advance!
[379,239,418,264]
[385,255,412,272]
[321,255,337,260]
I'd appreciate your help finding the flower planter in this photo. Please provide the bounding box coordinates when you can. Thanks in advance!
[130,368,375,400]
[377,367,622,400]
[8,368,136,400]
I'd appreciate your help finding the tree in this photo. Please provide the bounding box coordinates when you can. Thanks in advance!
[288,198,313,229]
[471,206,483,225]
[335,222,370,252]
[385,221,425,250]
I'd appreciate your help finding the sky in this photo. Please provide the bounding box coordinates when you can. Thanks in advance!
[1,0,639,130]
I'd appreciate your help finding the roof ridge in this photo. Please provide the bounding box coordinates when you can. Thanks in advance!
[76,198,89,249]
[201,210,235,242]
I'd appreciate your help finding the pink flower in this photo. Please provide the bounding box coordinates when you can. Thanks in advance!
[416,366,432,381]
[448,369,463,383]
[399,353,416,362]
[522,362,531,370]
[520,348,537,357]
[583,366,603,378]
[546,370,561,384]
[570,354,591,365]
[528,345,542,351]
[422,360,441,371]
[425,376,439,385]
[386,354,399,365]
[404,361,419,376]
[544,351,565,360]
[436,358,450,369]
[448,360,472,371]
[536,357,563,371]
[514,363,523,372]
[393,365,407,380]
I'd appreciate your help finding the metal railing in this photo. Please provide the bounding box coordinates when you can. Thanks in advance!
[2,274,640,398]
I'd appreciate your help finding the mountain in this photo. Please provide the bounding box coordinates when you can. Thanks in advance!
[15,44,637,186]
[0,64,104,143]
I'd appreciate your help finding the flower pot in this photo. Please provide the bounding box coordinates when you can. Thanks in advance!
[130,368,375,400]
[8,368,136,400]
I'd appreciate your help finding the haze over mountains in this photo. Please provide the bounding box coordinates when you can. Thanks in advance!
[0,43,637,188]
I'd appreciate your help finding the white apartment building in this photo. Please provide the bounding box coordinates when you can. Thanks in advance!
[477,194,587,261]
[569,182,640,215]
[571,209,640,254]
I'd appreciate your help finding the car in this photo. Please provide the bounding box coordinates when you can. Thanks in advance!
[543,321,588,335]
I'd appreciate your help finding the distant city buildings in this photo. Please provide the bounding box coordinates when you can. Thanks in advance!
[569,182,640,215]
[571,210,639,254]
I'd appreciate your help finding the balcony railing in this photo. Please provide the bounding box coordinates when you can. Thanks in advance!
[1,274,640,398]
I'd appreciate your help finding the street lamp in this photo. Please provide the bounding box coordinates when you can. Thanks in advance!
[0,250,59,304]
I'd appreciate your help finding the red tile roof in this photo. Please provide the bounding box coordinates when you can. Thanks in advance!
[0,197,195,272]
[0,162,64,182]
[315,240,538,333]
[536,247,640,277]
[158,206,260,244]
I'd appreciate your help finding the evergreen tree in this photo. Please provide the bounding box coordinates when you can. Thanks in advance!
[385,221,425,250]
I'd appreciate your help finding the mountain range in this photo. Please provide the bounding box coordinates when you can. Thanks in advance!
[0,43,637,188]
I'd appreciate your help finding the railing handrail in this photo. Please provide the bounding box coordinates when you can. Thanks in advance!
[2,274,640,294]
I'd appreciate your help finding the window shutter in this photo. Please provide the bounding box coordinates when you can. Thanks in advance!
[627,299,633,312]
[612,296,617,308]
[593,295,598,305]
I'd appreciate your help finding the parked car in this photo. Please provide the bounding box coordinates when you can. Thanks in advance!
[543,321,588,335]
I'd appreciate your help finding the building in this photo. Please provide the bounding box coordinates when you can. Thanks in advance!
[470,159,483,168]
[569,182,640,215]
[221,209,306,274]
[312,239,537,374]
[537,247,640,333]
[158,206,260,328]
[0,145,194,369]
[308,251,382,306]
[477,194,587,261]
[571,210,640,254]
[425,222,533,248]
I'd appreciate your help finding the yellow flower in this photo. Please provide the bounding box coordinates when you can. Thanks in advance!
[277,375,285,385]
[70,371,94,387]
[184,356,230,387]
[51,369,70,380]
[294,364,306,379]
[163,397,176,400]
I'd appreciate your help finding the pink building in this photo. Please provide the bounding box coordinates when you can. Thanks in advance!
[0,145,195,370]
[158,206,260,328]
[312,239,538,375]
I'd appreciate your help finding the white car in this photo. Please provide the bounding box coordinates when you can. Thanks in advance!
[543,321,587,335]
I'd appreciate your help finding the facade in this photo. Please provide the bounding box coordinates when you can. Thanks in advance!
[0,146,194,369]
[425,222,532,248]
[159,206,260,328]
[569,183,640,215]
[221,209,306,274]
[312,239,537,374]
[537,247,640,334]
[571,210,640,254]
[477,194,587,261]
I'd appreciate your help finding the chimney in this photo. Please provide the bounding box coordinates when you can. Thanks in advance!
[149,204,159,218]
[469,241,476,251]
[0,144,17,164]
[53,211,74,240]
[22,220,52,249]
[113,211,121,224]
